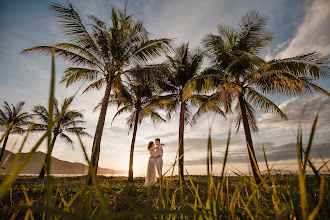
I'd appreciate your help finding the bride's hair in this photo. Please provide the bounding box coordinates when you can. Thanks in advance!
[148,141,154,150]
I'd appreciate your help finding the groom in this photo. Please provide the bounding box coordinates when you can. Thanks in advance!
[154,138,164,177]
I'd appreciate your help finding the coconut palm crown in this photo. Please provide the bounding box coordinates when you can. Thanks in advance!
[0,101,32,163]
[31,97,90,178]
[185,10,329,183]
[21,2,173,182]
[157,43,226,179]
[109,64,168,182]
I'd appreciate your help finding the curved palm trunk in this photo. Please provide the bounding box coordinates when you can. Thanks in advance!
[238,94,261,184]
[0,133,10,163]
[39,133,58,179]
[128,108,140,182]
[88,81,112,185]
[178,101,186,179]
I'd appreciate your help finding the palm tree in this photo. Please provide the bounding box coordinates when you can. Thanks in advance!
[31,97,90,179]
[189,11,329,183]
[157,43,226,179]
[21,2,172,182]
[109,65,168,182]
[0,101,32,163]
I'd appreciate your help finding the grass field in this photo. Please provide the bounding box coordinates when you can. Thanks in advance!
[0,174,329,219]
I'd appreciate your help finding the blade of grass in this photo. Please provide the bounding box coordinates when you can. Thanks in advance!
[307,176,325,220]
[0,132,47,199]
[303,114,318,172]
[45,46,56,210]
[6,123,34,174]
[274,207,291,220]
[297,124,308,220]
[76,134,109,215]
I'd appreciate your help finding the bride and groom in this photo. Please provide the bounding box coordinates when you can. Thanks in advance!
[143,138,164,187]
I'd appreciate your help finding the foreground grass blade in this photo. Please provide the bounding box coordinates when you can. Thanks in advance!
[307,176,325,220]
[45,46,56,212]
[0,132,47,199]
[76,134,109,215]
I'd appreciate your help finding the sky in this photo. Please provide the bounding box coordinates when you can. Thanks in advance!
[0,0,329,176]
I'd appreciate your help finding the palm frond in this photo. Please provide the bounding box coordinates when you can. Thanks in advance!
[62,120,85,128]
[246,87,288,119]
[14,102,25,115]
[191,95,226,124]
[0,101,31,133]
[65,127,91,137]
[149,94,180,112]
[111,105,133,125]
[21,46,99,68]
[217,24,236,47]
[183,72,224,100]
[30,123,48,132]
[268,52,329,79]
[0,119,8,126]
[125,64,170,83]
[126,113,136,131]
[55,43,102,67]
[150,110,167,125]
[32,105,49,124]
[50,2,99,53]
[3,102,13,119]
[89,15,112,63]
[0,108,9,123]
[299,78,330,96]
[82,78,106,94]
[128,38,173,64]
[202,34,229,67]
[59,133,74,150]
[236,10,274,54]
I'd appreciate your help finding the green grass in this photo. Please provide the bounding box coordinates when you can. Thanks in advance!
[0,175,329,219]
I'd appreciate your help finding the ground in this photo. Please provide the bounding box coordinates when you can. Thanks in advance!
[0,175,329,219]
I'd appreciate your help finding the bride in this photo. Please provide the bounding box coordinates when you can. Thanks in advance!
[143,141,158,187]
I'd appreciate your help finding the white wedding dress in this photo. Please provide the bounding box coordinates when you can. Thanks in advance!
[143,148,157,187]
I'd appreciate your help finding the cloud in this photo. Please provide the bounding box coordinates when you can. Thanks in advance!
[258,96,330,131]
[180,140,329,167]
[269,0,330,59]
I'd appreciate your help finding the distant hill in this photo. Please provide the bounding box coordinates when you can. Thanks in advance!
[0,149,126,175]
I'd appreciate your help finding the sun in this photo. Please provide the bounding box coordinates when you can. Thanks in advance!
[120,156,145,175]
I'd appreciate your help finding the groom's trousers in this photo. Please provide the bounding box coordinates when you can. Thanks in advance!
[156,157,163,176]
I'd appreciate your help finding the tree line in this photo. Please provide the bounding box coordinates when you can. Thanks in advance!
[0,98,90,178]
[1,2,329,184]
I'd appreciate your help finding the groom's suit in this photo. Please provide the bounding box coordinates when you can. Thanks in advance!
[155,144,163,177]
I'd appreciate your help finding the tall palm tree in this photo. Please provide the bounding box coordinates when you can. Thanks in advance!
[32,97,90,179]
[188,11,329,183]
[21,2,172,182]
[109,65,168,182]
[0,101,32,163]
[158,43,225,179]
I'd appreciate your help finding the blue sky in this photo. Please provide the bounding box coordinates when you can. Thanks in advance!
[0,0,329,176]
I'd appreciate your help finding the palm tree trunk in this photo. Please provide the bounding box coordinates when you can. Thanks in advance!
[128,108,140,182]
[178,101,186,179]
[238,94,261,184]
[39,134,58,179]
[88,81,112,184]
[0,133,10,163]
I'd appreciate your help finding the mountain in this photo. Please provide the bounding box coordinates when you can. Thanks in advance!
[0,149,126,175]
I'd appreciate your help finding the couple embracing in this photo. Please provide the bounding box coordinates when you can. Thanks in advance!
[143,138,165,187]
